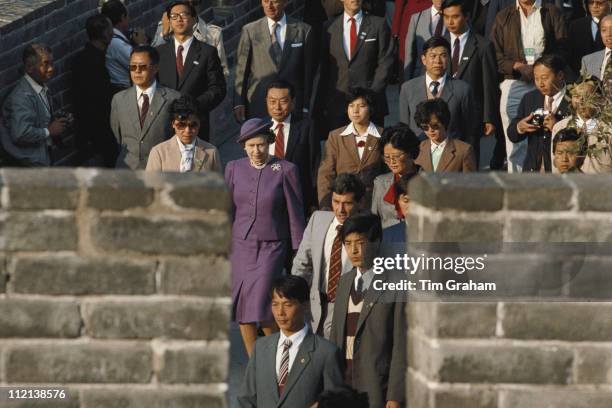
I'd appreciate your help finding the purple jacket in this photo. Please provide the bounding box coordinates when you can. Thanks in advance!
[225,157,305,249]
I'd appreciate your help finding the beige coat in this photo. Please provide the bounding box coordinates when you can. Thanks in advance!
[414,138,477,172]
[145,136,221,173]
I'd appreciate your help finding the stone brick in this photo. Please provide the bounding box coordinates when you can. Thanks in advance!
[82,298,230,340]
[502,303,612,341]
[422,218,503,242]
[433,387,498,408]
[90,214,230,255]
[570,174,612,211]
[497,173,573,211]
[10,256,156,295]
[409,173,503,212]
[5,212,77,251]
[406,369,431,408]
[0,298,81,338]
[435,303,497,338]
[80,387,226,408]
[500,388,612,408]
[160,173,231,211]
[156,342,229,383]
[575,345,612,384]
[0,396,80,408]
[568,257,612,299]
[85,170,155,210]
[507,218,612,242]
[4,342,152,383]
[433,342,573,384]
[159,257,230,296]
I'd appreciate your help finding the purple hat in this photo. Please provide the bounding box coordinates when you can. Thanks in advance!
[237,118,273,144]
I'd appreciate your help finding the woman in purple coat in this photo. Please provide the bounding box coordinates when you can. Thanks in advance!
[225,118,306,356]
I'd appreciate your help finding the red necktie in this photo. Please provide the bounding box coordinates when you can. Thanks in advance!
[139,93,149,129]
[383,173,403,220]
[274,123,285,159]
[349,17,357,57]
[327,225,343,303]
[176,45,184,79]
[451,37,460,76]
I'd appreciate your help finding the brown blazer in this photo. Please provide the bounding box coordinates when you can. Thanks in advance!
[317,125,385,208]
[414,138,477,172]
[145,136,221,173]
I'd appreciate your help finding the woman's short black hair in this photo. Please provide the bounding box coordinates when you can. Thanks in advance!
[346,87,376,117]
[270,275,309,303]
[422,36,451,56]
[169,95,199,123]
[340,211,382,243]
[533,54,566,74]
[394,173,418,199]
[166,0,198,20]
[378,124,420,159]
[101,0,127,26]
[414,99,451,130]
[331,173,366,202]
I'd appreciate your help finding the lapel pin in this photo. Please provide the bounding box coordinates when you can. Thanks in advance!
[271,163,281,171]
[193,61,199,65]
[368,146,373,151]
[462,57,469,60]
[300,358,305,363]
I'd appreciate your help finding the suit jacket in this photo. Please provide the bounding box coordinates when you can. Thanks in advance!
[292,211,353,333]
[490,3,568,80]
[569,16,604,74]
[403,6,444,80]
[581,49,606,79]
[371,172,402,228]
[322,0,387,18]
[317,125,385,209]
[317,12,394,124]
[414,138,477,172]
[145,136,221,173]
[0,76,52,166]
[157,38,226,140]
[238,329,344,408]
[234,16,315,118]
[110,84,181,169]
[329,270,406,408]
[399,76,479,148]
[507,88,572,172]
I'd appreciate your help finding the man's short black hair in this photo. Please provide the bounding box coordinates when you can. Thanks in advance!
[317,386,369,408]
[552,127,584,153]
[346,87,376,117]
[331,173,366,202]
[85,14,111,42]
[533,54,566,74]
[101,0,127,26]
[166,0,198,20]
[270,275,309,303]
[394,173,417,199]
[378,124,420,159]
[422,36,451,56]
[130,45,160,65]
[22,43,51,68]
[266,79,296,99]
[414,99,451,130]
[340,212,382,243]
[441,0,471,16]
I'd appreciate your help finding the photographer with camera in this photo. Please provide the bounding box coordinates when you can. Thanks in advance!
[508,54,572,172]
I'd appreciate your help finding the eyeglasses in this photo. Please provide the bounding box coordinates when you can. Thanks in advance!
[129,64,153,72]
[175,121,200,130]
[169,12,192,20]
[383,153,406,162]
[419,123,443,131]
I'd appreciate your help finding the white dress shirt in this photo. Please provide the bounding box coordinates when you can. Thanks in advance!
[343,11,363,59]
[267,13,288,50]
[575,116,598,133]
[340,121,381,159]
[276,324,309,378]
[517,0,545,64]
[136,81,156,111]
[601,48,612,79]
[430,6,445,35]
[450,30,470,63]
[106,28,132,87]
[425,72,447,96]
[321,216,353,292]
[174,36,194,65]
[354,267,375,291]
[24,74,51,138]
[269,115,291,156]
[544,86,565,113]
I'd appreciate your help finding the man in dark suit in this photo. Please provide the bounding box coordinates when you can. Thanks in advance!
[508,54,571,172]
[266,80,320,214]
[442,0,498,167]
[316,0,394,136]
[238,275,344,408]
[399,36,479,149]
[234,0,315,122]
[568,0,608,73]
[71,14,118,167]
[157,0,226,142]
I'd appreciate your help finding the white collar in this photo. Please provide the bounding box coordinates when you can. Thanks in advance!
[431,5,441,17]
[340,122,381,138]
[267,13,287,29]
[547,86,566,109]
[271,114,291,129]
[450,30,470,43]
[176,135,196,151]
[575,116,598,130]
[136,80,156,100]
[425,72,447,89]
[174,35,194,49]
[355,267,374,290]
[516,0,542,13]
[113,27,129,41]
[593,16,601,24]
[430,137,448,151]
[24,74,46,95]
[278,324,308,348]
[344,10,363,24]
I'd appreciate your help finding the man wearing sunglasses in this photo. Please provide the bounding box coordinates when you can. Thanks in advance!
[110,45,181,169]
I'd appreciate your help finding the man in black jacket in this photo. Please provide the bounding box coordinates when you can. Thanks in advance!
[568,0,608,73]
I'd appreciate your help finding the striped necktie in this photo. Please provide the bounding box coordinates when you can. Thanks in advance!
[327,225,343,303]
[278,339,292,394]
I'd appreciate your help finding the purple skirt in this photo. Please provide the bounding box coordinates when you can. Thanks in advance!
[230,237,287,323]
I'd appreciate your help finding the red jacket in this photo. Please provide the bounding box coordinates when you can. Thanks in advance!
[391,0,431,62]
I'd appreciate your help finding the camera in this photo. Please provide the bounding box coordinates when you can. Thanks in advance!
[528,108,549,128]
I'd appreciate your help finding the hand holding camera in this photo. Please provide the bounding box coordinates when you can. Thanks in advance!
[517,113,540,135]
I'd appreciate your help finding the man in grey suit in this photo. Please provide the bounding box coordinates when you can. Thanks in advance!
[400,36,478,149]
[403,0,446,80]
[292,174,365,339]
[111,46,180,169]
[582,15,612,79]
[1,44,69,166]
[238,275,344,408]
[233,0,315,122]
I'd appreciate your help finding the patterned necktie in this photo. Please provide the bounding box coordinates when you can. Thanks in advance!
[349,17,357,57]
[434,12,443,36]
[545,95,553,113]
[432,143,443,171]
[451,37,461,76]
[431,81,440,97]
[176,45,184,79]
[274,123,285,158]
[139,93,149,129]
[604,52,612,93]
[271,22,282,65]
[180,145,194,172]
[327,225,343,303]
[278,339,292,393]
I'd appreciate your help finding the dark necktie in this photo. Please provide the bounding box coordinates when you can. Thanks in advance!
[176,45,184,79]
[277,339,292,395]
[431,81,440,97]
[327,225,343,303]
[593,19,599,42]
[139,93,149,129]
[434,12,443,37]
[274,123,284,158]
[451,37,461,76]
[271,22,282,65]
[349,17,357,57]
[351,275,365,304]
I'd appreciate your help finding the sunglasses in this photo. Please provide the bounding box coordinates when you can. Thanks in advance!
[175,121,200,130]
[419,123,443,131]
[169,12,192,20]
[129,64,153,72]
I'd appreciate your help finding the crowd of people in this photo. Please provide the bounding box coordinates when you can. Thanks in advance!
[1,0,612,406]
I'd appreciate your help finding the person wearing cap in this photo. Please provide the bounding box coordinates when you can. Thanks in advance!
[145,95,221,172]
[225,118,306,356]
